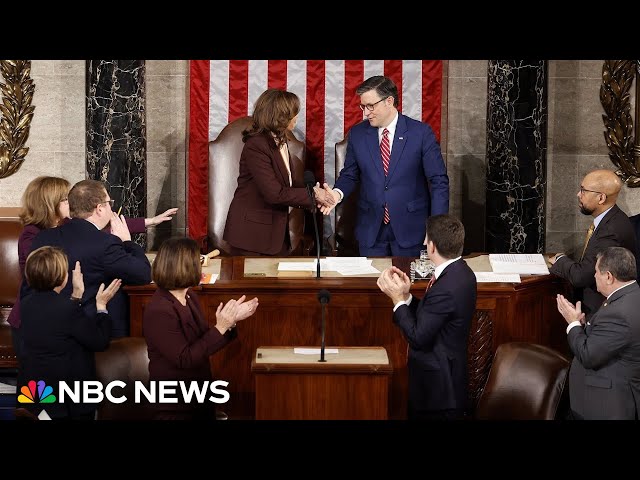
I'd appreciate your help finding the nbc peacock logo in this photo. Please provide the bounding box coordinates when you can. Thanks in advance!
[18,380,56,404]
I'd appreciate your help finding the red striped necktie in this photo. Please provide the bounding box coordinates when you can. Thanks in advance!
[425,275,436,293]
[381,128,391,224]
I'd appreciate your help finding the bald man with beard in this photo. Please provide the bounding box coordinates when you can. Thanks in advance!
[549,169,637,319]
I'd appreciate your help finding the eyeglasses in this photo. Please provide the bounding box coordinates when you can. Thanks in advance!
[359,97,388,112]
[579,186,604,196]
[99,199,115,208]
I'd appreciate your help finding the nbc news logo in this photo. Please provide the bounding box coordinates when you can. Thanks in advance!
[18,380,56,404]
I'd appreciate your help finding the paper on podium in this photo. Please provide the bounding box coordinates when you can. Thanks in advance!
[294,347,339,355]
[0,382,16,394]
[475,272,521,283]
[489,254,550,275]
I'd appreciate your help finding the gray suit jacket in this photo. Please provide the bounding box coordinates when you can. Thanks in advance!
[567,281,640,419]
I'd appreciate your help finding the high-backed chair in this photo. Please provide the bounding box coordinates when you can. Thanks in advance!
[0,218,22,369]
[327,134,360,256]
[475,342,570,420]
[95,337,153,420]
[208,116,312,255]
[629,213,640,280]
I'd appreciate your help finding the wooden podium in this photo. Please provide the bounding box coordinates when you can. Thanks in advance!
[251,346,392,420]
[126,255,568,419]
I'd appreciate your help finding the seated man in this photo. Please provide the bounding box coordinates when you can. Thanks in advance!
[23,180,151,337]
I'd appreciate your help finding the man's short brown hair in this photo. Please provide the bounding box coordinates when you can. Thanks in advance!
[152,237,202,290]
[68,179,108,219]
[25,246,68,291]
[426,214,465,259]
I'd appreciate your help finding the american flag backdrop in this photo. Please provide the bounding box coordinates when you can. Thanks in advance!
[188,60,443,246]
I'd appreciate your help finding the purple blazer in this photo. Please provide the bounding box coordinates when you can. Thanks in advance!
[7,217,146,328]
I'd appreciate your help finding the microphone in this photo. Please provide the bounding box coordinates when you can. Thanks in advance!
[304,170,321,279]
[317,289,331,362]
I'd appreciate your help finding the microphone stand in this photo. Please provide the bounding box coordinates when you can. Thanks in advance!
[317,290,331,362]
[303,171,321,279]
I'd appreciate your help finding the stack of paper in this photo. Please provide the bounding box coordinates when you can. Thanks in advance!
[475,272,521,283]
[488,254,549,275]
[277,257,380,276]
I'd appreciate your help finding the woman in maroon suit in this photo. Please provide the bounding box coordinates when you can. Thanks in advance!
[143,237,258,420]
[223,89,330,255]
[8,175,177,359]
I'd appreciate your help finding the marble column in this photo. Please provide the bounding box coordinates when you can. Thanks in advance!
[485,61,547,253]
[86,60,147,248]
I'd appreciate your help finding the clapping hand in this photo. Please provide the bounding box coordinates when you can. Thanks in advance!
[234,295,259,321]
[96,279,122,311]
[377,266,411,305]
[71,261,85,300]
[109,212,132,242]
[556,294,585,325]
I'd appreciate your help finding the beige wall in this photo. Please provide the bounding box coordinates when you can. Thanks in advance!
[546,60,640,256]
[446,60,488,252]
[3,60,633,254]
[145,60,188,249]
[0,60,86,206]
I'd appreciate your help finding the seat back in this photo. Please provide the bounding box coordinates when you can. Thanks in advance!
[208,116,307,255]
[95,337,153,420]
[331,134,360,256]
[475,342,570,420]
[0,218,22,369]
[629,213,640,280]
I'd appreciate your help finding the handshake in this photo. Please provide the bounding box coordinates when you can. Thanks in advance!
[312,183,341,215]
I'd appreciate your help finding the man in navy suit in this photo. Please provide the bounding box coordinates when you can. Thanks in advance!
[24,180,151,337]
[320,75,449,257]
[377,214,477,419]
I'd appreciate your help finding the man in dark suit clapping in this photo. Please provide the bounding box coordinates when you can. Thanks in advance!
[556,246,640,419]
[24,180,151,337]
[549,169,637,319]
[377,214,477,420]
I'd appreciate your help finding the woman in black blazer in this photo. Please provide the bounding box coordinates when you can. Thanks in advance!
[143,237,258,420]
[18,246,121,420]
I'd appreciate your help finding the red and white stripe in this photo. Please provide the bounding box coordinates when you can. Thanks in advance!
[189,60,443,245]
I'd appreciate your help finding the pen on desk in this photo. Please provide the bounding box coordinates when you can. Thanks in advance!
[245,273,266,277]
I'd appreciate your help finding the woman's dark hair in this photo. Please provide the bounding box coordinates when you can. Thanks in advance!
[242,89,300,146]
[152,237,202,290]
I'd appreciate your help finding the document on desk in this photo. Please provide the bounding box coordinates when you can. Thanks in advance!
[277,257,379,275]
[200,273,218,284]
[0,382,16,394]
[489,253,550,275]
[277,261,316,271]
[294,347,339,355]
[475,272,521,283]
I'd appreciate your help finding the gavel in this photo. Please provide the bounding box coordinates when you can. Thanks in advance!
[200,249,220,266]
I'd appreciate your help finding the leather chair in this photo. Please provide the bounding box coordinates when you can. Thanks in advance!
[94,337,153,420]
[0,219,22,369]
[629,213,640,280]
[327,134,360,256]
[208,116,312,255]
[475,342,570,420]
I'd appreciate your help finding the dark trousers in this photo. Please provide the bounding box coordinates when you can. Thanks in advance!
[229,228,291,256]
[359,222,423,258]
